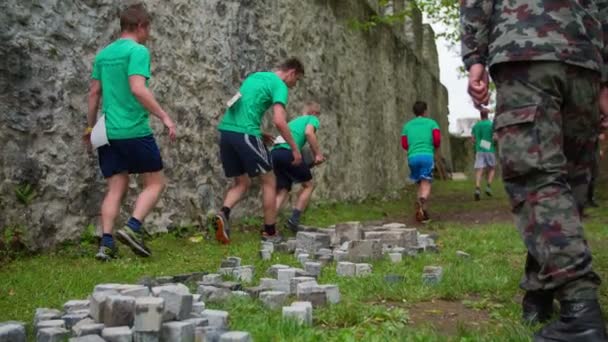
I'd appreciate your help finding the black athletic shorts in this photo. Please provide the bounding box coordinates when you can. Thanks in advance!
[97,135,163,178]
[271,148,312,191]
[219,130,273,178]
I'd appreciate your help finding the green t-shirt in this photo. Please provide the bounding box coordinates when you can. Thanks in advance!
[273,115,320,151]
[91,38,152,140]
[401,116,440,158]
[471,119,495,152]
[218,72,289,137]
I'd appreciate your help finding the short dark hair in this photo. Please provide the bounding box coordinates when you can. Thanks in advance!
[120,3,151,32]
[277,58,305,75]
[480,108,489,119]
[413,101,427,116]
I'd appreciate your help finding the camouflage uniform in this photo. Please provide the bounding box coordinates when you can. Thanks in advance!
[461,0,608,301]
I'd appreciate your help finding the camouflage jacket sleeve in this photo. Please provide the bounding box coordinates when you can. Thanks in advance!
[600,0,608,83]
[460,0,494,70]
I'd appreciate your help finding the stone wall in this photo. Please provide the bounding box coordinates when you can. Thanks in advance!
[0,0,450,249]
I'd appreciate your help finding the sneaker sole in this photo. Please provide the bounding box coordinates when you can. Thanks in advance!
[95,253,112,262]
[214,216,231,245]
[116,230,151,257]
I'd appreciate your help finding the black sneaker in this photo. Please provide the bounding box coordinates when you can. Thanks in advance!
[286,218,299,233]
[474,188,481,201]
[95,245,118,261]
[116,226,151,257]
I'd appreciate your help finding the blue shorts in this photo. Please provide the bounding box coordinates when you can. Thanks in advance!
[271,148,313,191]
[219,130,273,178]
[408,154,434,183]
[98,135,163,178]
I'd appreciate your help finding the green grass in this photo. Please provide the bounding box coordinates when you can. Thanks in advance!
[1,180,607,341]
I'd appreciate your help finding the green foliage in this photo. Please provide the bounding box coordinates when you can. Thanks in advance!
[14,183,36,206]
[0,225,25,262]
[80,224,99,245]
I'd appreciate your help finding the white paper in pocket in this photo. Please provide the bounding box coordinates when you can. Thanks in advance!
[273,135,286,145]
[480,139,492,150]
[90,115,109,149]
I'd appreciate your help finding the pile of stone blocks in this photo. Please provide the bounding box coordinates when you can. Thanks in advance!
[282,301,313,326]
[15,281,252,342]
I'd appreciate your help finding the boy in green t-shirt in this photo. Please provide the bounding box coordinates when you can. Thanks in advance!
[271,101,326,232]
[470,108,496,201]
[401,101,441,223]
[215,58,304,244]
[84,3,177,261]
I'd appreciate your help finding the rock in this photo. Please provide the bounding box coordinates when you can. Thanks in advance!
[242,286,268,298]
[259,291,288,310]
[197,286,231,303]
[232,266,254,283]
[392,247,406,254]
[346,239,383,261]
[102,326,132,342]
[36,320,65,333]
[336,262,356,277]
[355,263,372,276]
[285,240,297,253]
[64,300,90,313]
[388,252,402,263]
[282,306,310,326]
[261,242,274,253]
[201,310,229,330]
[456,250,471,258]
[296,232,331,253]
[290,302,313,326]
[36,327,69,342]
[304,262,322,277]
[216,282,242,291]
[103,295,135,327]
[34,308,62,326]
[133,331,160,342]
[382,223,407,229]
[335,222,363,243]
[218,268,234,276]
[317,228,338,246]
[317,254,333,266]
[259,249,272,260]
[220,257,241,268]
[277,268,297,283]
[138,277,159,288]
[192,302,206,315]
[161,321,195,342]
[296,253,310,267]
[134,297,164,333]
[183,318,208,328]
[121,286,151,298]
[201,274,222,285]
[333,250,348,262]
[219,331,252,342]
[0,322,25,342]
[318,284,340,304]
[296,283,327,307]
[69,335,106,342]
[195,327,223,342]
[362,229,417,248]
[152,284,193,321]
[422,266,443,285]
[290,277,316,295]
[89,290,119,323]
[72,319,105,337]
[62,311,89,330]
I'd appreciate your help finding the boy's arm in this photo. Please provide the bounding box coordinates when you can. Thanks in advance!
[305,124,325,164]
[87,80,101,128]
[432,129,441,149]
[272,104,301,165]
[401,135,408,151]
[129,75,176,141]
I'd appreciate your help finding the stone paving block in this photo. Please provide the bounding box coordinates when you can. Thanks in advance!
[69,335,106,342]
[153,284,193,321]
[304,262,322,277]
[198,285,231,303]
[261,242,274,253]
[259,291,287,310]
[290,277,316,295]
[277,268,297,283]
[102,326,132,342]
[62,311,89,330]
[259,249,272,261]
[121,286,151,298]
[36,320,65,333]
[220,257,241,268]
[155,277,174,285]
[231,291,249,298]
[242,286,268,298]
[317,228,338,246]
[259,278,276,288]
[318,284,340,304]
[192,302,206,315]
[195,327,223,342]
[103,295,135,327]
[335,221,362,243]
[134,297,164,333]
[232,266,254,283]
[363,229,417,248]
[290,302,313,325]
[317,254,333,266]
[72,318,104,337]
[219,331,252,342]
[296,231,331,253]
[133,331,160,342]
[333,250,348,262]
[37,327,69,342]
[64,300,90,313]
[216,282,242,291]
[161,321,194,342]
[346,239,383,261]
[89,290,119,323]
[201,274,222,285]
[0,321,25,342]
[218,268,234,276]
[183,318,208,328]
[336,262,356,277]
[201,310,229,330]
[355,263,372,276]
[285,239,297,253]
[296,283,327,307]
[270,281,290,293]
[282,306,309,326]
[34,308,62,326]
[382,222,407,229]
[296,253,309,267]
[388,252,402,263]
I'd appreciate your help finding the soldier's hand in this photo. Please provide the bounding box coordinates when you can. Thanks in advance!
[468,63,490,108]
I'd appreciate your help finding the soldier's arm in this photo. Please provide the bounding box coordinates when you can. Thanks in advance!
[460,0,494,70]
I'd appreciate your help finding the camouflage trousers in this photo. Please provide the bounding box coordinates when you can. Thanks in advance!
[491,62,602,301]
